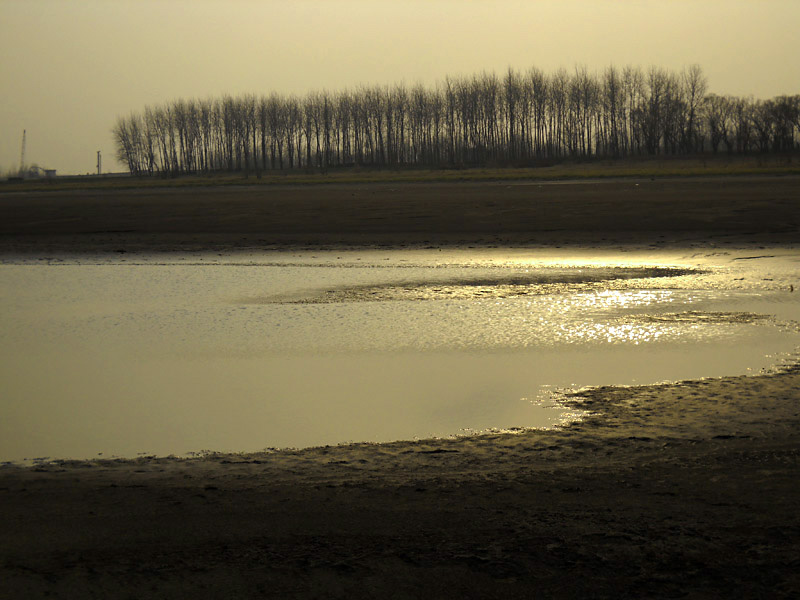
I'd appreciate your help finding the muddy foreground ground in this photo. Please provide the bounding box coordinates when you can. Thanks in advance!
[1,175,799,598]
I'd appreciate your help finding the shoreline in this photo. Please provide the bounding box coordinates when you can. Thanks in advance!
[2,175,799,254]
[4,355,800,469]
[2,176,800,597]
[2,363,800,597]
[3,162,799,193]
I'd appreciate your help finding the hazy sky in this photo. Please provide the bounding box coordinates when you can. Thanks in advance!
[2,0,798,174]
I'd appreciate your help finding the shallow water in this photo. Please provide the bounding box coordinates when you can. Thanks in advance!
[1,249,799,462]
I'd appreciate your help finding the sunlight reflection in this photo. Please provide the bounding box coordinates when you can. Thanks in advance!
[551,321,665,345]
[519,290,686,346]
[582,289,676,309]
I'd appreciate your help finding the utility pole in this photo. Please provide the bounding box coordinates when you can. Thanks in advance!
[97,150,101,176]
[20,130,26,177]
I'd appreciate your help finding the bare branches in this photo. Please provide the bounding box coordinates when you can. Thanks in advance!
[112,65,799,176]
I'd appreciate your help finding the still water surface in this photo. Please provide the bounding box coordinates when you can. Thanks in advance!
[1,250,798,462]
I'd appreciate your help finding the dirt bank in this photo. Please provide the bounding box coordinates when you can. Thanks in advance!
[1,175,799,252]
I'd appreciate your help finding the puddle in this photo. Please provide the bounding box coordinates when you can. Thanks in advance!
[1,249,799,463]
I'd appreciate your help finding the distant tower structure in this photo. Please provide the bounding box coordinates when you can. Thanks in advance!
[20,130,26,176]
[97,150,101,175]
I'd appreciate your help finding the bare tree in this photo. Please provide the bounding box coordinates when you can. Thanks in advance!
[703,94,734,153]
[113,63,797,176]
[681,64,707,153]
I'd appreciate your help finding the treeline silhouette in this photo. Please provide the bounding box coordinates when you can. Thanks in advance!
[113,64,799,176]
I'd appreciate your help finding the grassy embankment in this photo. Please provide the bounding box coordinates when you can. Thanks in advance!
[2,155,798,193]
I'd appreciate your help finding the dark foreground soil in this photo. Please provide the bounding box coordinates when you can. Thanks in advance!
[1,175,799,598]
[2,366,799,599]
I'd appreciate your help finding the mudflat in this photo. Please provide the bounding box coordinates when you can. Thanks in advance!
[1,175,800,599]
[2,368,799,599]
[1,175,799,250]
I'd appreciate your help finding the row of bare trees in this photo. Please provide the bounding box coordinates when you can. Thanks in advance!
[113,65,800,176]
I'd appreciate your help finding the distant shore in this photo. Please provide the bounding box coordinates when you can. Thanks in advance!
[3,154,799,192]
[1,174,799,253]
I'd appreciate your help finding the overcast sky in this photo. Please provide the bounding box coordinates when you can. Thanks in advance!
[2,0,798,175]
